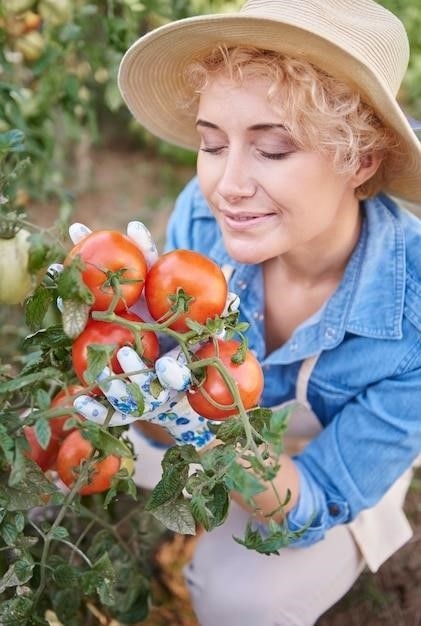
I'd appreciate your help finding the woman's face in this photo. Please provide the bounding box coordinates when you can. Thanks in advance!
[196,75,361,265]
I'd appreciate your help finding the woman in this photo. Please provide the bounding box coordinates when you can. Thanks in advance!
[77,1,421,624]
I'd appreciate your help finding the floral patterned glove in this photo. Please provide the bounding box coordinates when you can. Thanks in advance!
[73,344,216,450]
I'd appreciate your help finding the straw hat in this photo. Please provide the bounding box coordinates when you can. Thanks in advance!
[118,0,421,203]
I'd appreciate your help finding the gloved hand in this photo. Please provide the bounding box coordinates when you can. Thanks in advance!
[54,220,238,450]
[73,343,216,449]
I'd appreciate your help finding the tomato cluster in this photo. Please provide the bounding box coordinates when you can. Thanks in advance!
[65,230,264,422]
[27,230,264,495]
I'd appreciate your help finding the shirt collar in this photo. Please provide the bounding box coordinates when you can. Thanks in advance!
[205,194,406,361]
[342,194,405,340]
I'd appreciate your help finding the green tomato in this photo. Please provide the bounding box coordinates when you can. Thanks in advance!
[38,0,73,26]
[0,229,33,305]
[3,0,36,14]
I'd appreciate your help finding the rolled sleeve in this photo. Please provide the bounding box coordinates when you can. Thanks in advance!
[286,460,350,547]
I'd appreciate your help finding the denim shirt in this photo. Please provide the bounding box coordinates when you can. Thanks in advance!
[164,176,421,546]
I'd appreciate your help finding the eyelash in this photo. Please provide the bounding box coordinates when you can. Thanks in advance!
[200,147,291,160]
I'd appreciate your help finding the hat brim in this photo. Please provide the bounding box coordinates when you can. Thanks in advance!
[118,14,421,203]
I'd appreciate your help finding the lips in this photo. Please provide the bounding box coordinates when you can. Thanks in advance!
[221,210,277,231]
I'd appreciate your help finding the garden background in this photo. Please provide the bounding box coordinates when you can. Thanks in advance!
[1,1,421,625]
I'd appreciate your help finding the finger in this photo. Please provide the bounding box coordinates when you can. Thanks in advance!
[68,222,92,245]
[116,346,172,406]
[127,221,159,268]
[96,366,143,417]
[155,355,192,391]
[47,262,64,276]
[73,395,139,426]
[222,291,240,317]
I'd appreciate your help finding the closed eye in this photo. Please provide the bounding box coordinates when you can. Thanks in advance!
[259,150,293,160]
[200,146,226,154]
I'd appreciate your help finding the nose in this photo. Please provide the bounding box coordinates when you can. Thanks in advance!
[216,148,256,202]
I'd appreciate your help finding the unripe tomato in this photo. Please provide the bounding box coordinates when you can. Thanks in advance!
[3,0,35,13]
[187,339,264,421]
[144,249,228,333]
[71,312,159,391]
[64,230,147,313]
[24,385,85,471]
[0,229,33,304]
[38,0,72,25]
[23,10,42,32]
[14,30,45,61]
[56,430,120,495]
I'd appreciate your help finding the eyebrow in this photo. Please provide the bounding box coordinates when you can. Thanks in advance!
[195,120,287,132]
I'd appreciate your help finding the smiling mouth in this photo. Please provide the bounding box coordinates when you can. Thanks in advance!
[222,211,276,229]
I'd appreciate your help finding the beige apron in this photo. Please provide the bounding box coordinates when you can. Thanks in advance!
[280,355,415,573]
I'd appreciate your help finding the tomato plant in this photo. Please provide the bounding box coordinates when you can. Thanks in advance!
[64,230,147,313]
[0,228,33,304]
[144,249,228,332]
[24,385,85,471]
[187,338,264,420]
[56,429,121,495]
[71,311,159,389]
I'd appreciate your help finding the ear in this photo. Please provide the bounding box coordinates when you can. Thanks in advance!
[350,153,383,189]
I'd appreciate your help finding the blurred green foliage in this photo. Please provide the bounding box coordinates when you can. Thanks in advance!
[379,0,421,116]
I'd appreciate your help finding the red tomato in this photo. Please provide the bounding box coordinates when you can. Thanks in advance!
[187,339,264,421]
[64,230,147,313]
[144,249,228,333]
[24,426,58,472]
[24,385,85,471]
[56,430,121,495]
[71,312,159,391]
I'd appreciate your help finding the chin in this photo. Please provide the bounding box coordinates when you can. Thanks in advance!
[225,243,266,265]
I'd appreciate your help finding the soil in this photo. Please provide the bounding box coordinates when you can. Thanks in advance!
[34,145,421,626]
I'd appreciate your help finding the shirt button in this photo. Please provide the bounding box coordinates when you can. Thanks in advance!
[328,503,341,517]
[324,327,336,340]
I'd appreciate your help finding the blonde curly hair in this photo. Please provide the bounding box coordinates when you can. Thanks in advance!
[184,45,404,199]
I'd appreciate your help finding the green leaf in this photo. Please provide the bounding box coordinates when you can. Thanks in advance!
[0,367,58,394]
[52,563,80,589]
[234,518,305,555]
[56,257,94,305]
[23,325,70,349]
[28,233,63,274]
[50,525,69,540]
[146,464,189,509]
[126,381,145,415]
[0,595,33,626]
[223,461,266,503]
[82,422,132,457]
[0,559,34,593]
[24,283,54,330]
[0,129,25,153]
[1,457,57,508]
[52,588,82,624]
[84,343,115,383]
[0,423,15,464]
[208,417,245,444]
[150,498,196,534]
[34,416,51,450]
[81,553,116,606]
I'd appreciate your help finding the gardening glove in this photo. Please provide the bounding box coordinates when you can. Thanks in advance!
[73,343,216,450]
